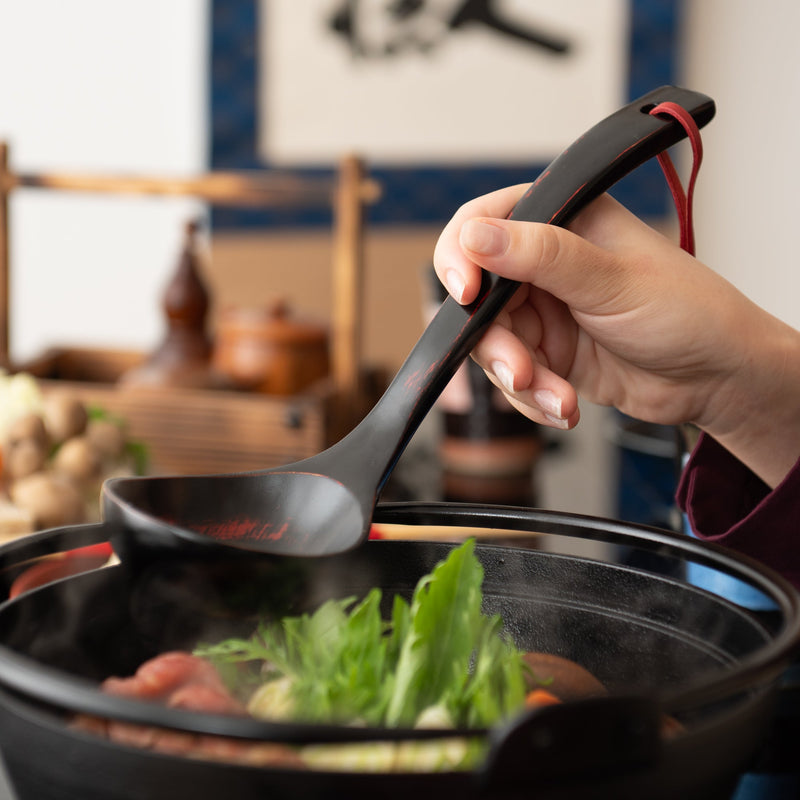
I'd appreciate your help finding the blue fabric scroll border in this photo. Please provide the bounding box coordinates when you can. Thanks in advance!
[209,0,683,229]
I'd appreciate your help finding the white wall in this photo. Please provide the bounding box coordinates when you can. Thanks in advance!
[682,0,800,329]
[0,0,209,363]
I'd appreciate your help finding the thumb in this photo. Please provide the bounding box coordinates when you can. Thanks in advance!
[458,215,627,316]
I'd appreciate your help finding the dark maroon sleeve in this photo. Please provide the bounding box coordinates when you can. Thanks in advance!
[676,432,800,588]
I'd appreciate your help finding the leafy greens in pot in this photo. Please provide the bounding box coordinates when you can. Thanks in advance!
[195,539,527,730]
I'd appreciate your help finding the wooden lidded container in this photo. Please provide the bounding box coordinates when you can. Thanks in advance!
[213,300,330,396]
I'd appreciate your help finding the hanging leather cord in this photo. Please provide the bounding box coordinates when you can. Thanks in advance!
[649,100,704,255]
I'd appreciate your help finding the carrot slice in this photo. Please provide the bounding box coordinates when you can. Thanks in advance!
[525,689,562,708]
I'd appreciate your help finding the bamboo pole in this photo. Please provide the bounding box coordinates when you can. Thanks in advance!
[330,154,368,438]
[6,168,381,209]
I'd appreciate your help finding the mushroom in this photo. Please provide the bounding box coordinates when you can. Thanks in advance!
[10,472,86,529]
[4,412,48,450]
[2,413,50,482]
[86,418,126,463]
[52,436,103,484]
[4,438,48,481]
[43,393,88,444]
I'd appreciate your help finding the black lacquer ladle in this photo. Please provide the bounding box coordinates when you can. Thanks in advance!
[103,86,715,560]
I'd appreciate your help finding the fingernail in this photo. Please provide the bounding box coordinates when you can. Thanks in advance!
[460,219,509,256]
[544,413,570,430]
[533,389,562,418]
[445,269,466,303]
[491,361,515,393]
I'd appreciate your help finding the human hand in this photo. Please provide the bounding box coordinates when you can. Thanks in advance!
[433,187,800,487]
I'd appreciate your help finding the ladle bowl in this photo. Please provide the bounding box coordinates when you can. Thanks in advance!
[103,86,716,560]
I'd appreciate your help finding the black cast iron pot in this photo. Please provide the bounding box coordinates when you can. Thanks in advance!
[0,503,797,800]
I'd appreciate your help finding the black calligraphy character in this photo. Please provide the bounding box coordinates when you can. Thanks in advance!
[329,0,572,59]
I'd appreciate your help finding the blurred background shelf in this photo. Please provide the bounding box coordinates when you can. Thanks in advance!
[0,147,382,475]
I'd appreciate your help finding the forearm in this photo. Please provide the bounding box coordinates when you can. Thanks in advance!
[696,311,800,488]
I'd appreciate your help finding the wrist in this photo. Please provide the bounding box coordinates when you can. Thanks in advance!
[699,314,800,488]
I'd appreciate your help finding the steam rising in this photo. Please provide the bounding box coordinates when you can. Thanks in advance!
[0,528,776,727]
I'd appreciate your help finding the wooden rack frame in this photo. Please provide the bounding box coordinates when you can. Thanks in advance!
[0,143,381,441]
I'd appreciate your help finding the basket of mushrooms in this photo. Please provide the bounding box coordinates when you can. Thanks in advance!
[0,371,145,543]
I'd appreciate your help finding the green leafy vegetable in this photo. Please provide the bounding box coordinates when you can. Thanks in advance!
[195,539,525,730]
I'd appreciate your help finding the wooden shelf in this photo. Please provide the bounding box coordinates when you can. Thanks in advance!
[0,143,382,472]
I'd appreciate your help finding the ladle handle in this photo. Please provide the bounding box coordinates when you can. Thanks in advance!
[341,86,715,490]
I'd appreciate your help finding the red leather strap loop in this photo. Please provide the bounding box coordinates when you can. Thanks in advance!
[649,101,704,255]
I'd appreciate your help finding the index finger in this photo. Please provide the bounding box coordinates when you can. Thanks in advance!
[432,184,530,304]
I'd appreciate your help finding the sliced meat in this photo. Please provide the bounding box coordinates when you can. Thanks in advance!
[168,682,246,715]
[102,651,229,702]
[522,652,607,702]
[84,651,302,767]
